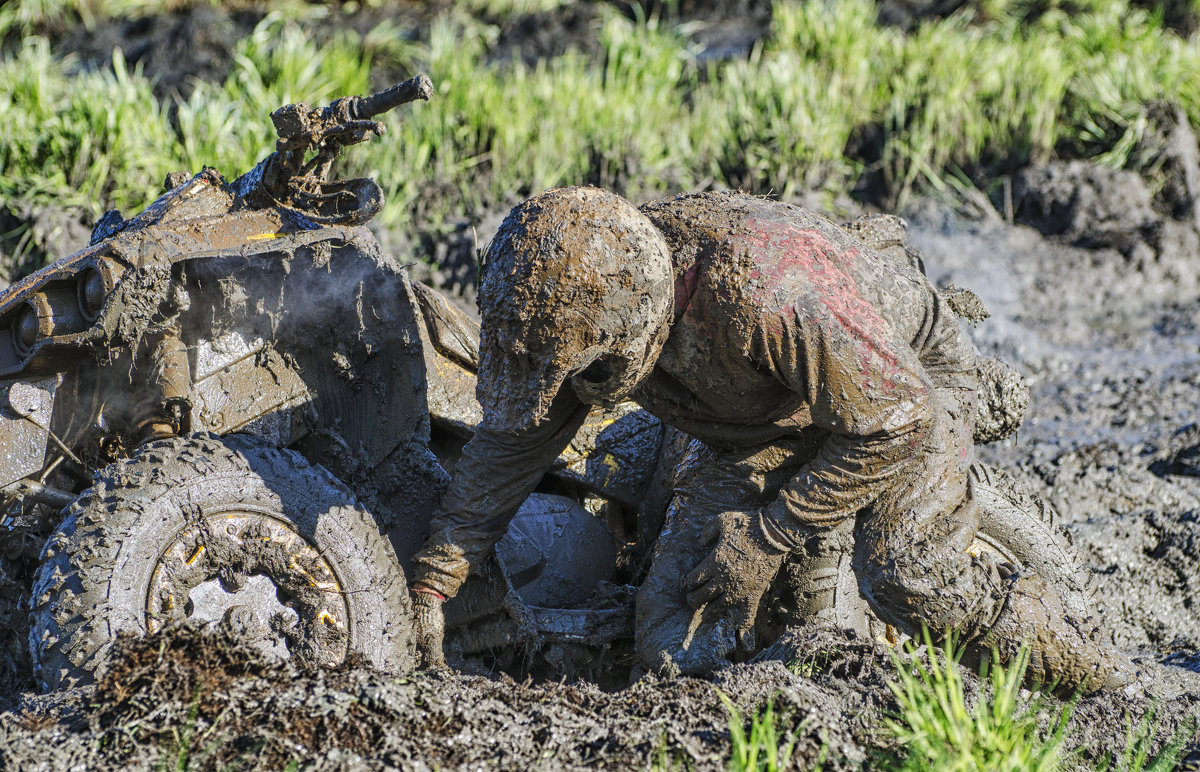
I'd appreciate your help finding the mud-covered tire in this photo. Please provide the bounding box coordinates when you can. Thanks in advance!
[843,462,1095,640]
[969,462,1095,619]
[806,465,1099,638]
[29,433,413,691]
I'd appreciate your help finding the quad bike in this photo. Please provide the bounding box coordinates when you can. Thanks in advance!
[0,74,671,692]
[0,76,1090,693]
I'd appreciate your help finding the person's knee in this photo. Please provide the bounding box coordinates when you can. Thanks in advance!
[855,546,1005,638]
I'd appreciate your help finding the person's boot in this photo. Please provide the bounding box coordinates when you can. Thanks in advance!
[975,574,1135,695]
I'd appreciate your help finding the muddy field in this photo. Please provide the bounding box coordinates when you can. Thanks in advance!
[2,3,1200,770]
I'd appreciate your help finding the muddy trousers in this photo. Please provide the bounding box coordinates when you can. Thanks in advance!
[634,424,1127,690]
[634,397,1084,678]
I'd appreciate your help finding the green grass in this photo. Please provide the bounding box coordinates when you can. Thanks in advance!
[456,0,570,15]
[1097,705,1198,772]
[718,691,803,772]
[878,631,1073,772]
[2,0,1199,268]
[875,629,1200,772]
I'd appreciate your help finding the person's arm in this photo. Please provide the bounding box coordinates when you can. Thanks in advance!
[413,389,590,597]
[752,298,936,546]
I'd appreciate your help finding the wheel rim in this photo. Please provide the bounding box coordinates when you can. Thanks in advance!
[146,510,350,667]
[967,531,1019,565]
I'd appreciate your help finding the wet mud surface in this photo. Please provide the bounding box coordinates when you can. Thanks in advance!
[0,183,1196,769]
[1,623,1197,771]
[910,165,1200,759]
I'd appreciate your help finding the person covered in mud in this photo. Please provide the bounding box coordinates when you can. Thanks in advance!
[408,186,1132,693]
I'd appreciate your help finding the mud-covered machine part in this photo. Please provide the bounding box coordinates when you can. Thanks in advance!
[29,434,413,691]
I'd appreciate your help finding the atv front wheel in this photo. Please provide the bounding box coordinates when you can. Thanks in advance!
[29,434,413,691]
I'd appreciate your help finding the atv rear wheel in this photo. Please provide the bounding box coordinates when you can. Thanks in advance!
[869,461,1095,641]
[29,433,413,691]
[969,462,1094,619]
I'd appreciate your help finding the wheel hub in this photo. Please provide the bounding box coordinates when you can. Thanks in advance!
[147,511,349,666]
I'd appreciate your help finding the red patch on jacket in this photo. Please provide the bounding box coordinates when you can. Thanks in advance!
[737,218,905,399]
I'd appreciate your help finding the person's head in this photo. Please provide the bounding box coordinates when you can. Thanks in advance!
[477,186,674,431]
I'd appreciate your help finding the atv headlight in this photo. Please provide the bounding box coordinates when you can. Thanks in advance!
[78,268,107,321]
[12,289,85,357]
[13,305,40,356]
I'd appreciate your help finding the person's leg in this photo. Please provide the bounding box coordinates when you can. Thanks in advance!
[635,440,754,675]
[635,436,824,675]
[852,401,1131,693]
[757,517,870,644]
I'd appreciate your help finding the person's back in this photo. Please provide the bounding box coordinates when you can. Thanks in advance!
[637,192,978,439]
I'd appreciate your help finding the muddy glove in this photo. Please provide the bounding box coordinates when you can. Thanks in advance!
[685,510,788,652]
[411,586,447,670]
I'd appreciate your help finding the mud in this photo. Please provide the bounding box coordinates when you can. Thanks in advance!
[911,156,1200,702]
[4,169,1197,767]
[2,620,1195,771]
[3,2,1200,767]
[0,204,93,285]
[1013,107,1200,275]
[0,624,923,771]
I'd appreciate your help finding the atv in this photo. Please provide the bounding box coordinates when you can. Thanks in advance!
[0,75,653,691]
[0,76,1091,693]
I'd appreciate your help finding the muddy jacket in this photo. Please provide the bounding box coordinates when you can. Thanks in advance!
[414,193,979,597]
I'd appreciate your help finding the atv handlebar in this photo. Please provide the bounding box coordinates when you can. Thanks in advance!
[349,74,434,121]
[236,74,433,223]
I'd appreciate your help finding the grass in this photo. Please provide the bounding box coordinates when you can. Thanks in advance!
[876,629,1198,772]
[648,731,692,772]
[2,0,1199,269]
[1097,705,1198,772]
[877,630,1075,772]
[718,691,803,772]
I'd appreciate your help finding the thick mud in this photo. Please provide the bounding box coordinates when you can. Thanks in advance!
[1,623,1196,771]
[0,177,1196,769]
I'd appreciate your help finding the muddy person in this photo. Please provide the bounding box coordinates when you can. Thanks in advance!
[408,187,1132,693]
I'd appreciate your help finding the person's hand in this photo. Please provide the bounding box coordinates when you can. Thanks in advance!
[685,510,787,651]
[411,585,447,670]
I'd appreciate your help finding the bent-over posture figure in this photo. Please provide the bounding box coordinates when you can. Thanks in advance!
[409,187,1130,692]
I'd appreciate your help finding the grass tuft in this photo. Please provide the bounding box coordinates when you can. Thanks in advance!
[718,691,802,772]
[1097,705,1198,772]
[878,629,1073,772]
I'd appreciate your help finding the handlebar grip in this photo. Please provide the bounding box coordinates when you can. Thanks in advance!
[352,74,434,120]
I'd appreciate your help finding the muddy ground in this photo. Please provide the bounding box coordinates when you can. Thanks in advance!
[2,2,1200,770]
